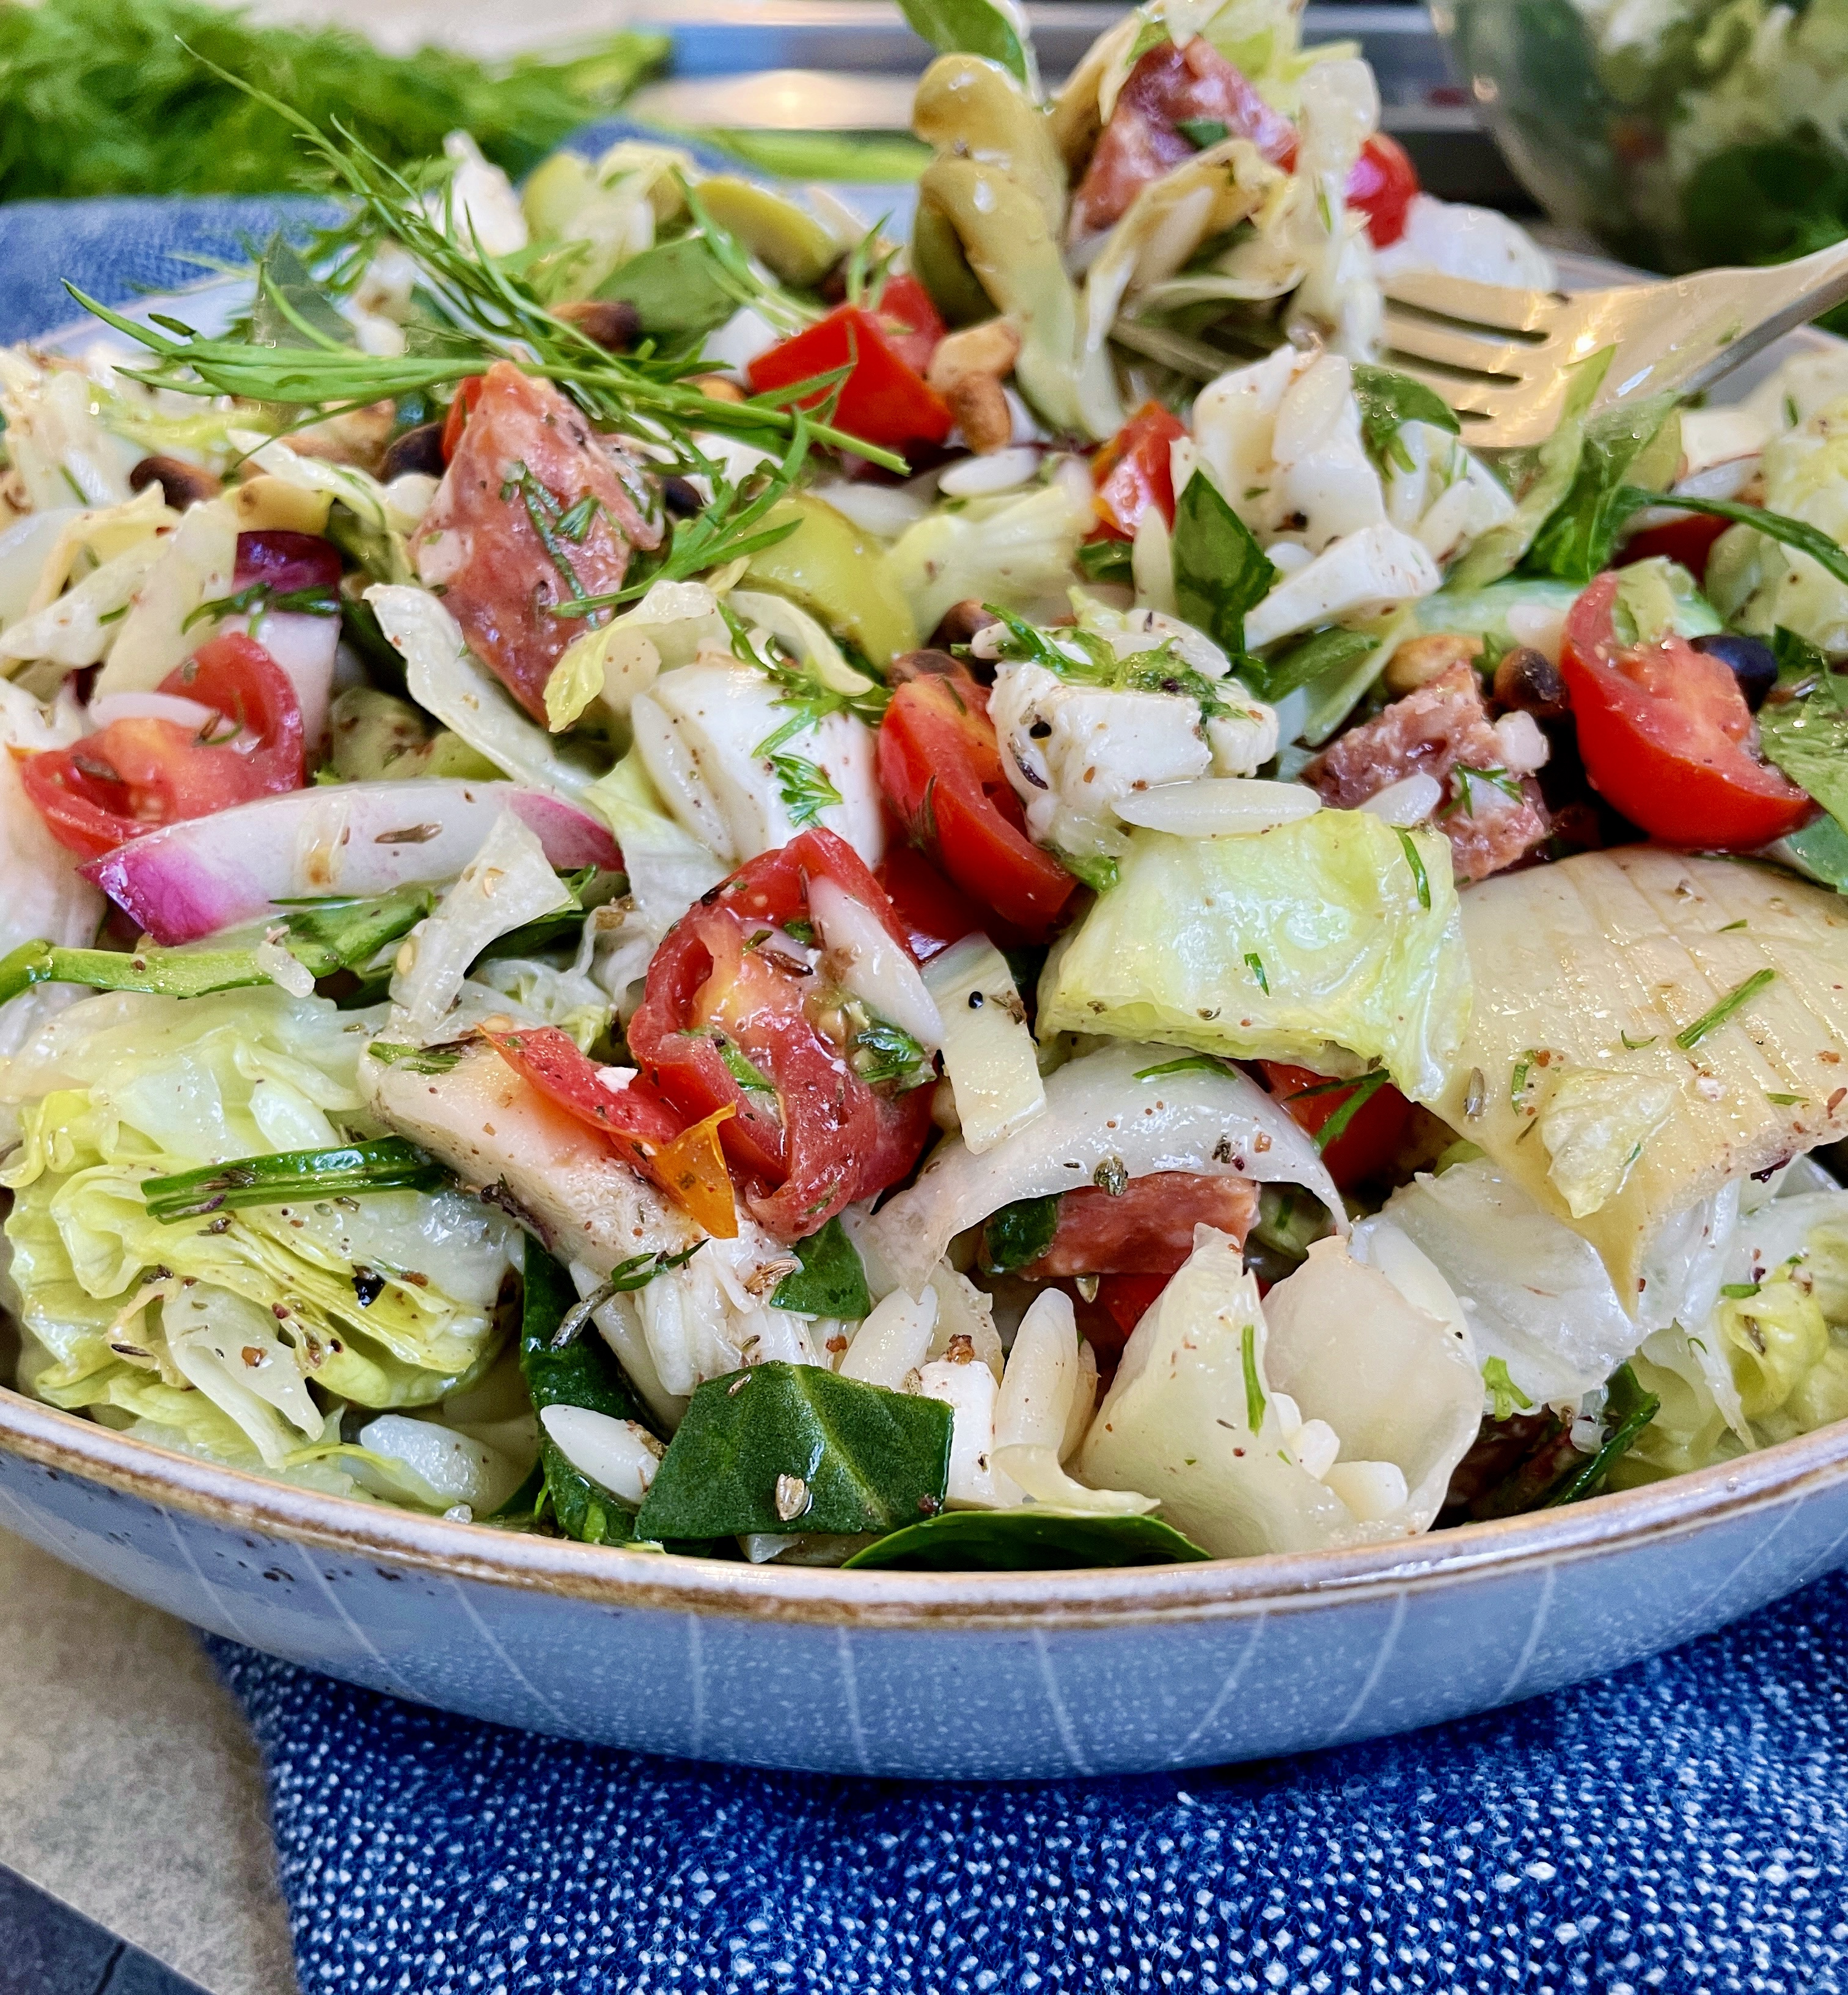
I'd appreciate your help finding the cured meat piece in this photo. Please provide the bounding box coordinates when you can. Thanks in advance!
[1024,1170,1258,1277]
[1071,39,1297,238]
[1308,663,1549,882]
[416,361,661,721]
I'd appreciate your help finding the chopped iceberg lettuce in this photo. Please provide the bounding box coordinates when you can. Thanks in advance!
[2,988,519,1467]
[1036,811,1468,1100]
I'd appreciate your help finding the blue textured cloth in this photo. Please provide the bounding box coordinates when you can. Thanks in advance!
[0,196,338,349]
[205,1568,1848,1995]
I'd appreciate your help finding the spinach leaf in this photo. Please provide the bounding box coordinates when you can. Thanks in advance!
[981,1194,1060,1271]
[895,0,1034,86]
[1252,625,1377,704]
[1351,363,1458,472]
[596,233,739,337]
[1768,811,1848,893]
[631,1362,952,1540]
[1076,535,1135,585]
[1755,624,1848,847]
[520,1242,648,1546]
[1448,346,1612,590]
[844,1510,1211,1571]
[1176,117,1230,150]
[1172,470,1276,661]
[771,1216,873,1318]
[1525,390,1681,582]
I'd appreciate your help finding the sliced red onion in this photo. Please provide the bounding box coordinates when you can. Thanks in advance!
[83,779,618,944]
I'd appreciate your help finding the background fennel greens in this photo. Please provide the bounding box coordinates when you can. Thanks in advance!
[0,0,665,201]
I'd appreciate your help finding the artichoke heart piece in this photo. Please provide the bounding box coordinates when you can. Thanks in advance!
[1432,847,1848,1309]
[913,52,1066,236]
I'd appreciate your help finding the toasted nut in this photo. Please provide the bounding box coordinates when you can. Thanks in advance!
[554,298,643,352]
[1384,631,1483,696]
[1492,644,1570,719]
[128,454,221,509]
[690,373,746,403]
[927,320,1022,455]
[380,422,446,482]
[929,599,1002,655]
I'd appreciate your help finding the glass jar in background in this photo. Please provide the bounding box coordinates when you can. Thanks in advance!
[1436,0,1848,285]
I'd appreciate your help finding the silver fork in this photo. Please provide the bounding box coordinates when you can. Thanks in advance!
[1379,237,1848,450]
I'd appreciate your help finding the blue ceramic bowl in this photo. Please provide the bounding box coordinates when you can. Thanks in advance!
[3,204,1846,1777]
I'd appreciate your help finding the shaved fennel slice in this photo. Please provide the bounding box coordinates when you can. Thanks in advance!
[367,583,596,799]
[922,934,1044,1154]
[865,1038,1343,1291]
[391,809,574,1038]
[1431,848,1848,1307]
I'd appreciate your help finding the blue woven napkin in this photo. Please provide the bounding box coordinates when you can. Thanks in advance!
[0,196,338,349]
[204,1567,1848,1994]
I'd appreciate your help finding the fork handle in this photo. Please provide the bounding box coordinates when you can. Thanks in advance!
[1676,237,1848,402]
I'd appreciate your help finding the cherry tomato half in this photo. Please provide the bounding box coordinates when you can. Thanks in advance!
[876,661,1076,939]
[627,828,935,1240]
[21,633,306,860]
[1558,571,1813,850]
[1344,133,1421,248]
[1091,400,1188,540]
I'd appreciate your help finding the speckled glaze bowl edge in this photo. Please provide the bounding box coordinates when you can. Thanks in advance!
[6,1383,1846,1629]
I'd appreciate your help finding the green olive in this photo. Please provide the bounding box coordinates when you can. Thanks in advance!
[919,155,1120,438]
[694,177,842,287]
[329,688,501,784]
[521,151,598,243]
[744,494,919,666]
[912,53,1066,237]
[911,192,996,328]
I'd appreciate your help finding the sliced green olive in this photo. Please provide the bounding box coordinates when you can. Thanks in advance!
[745,494,920,667]
[694,177,843,287]
[911,192,996,328]
[329,688,501,784]
[521,151,598,242]
[912,53,1066,237]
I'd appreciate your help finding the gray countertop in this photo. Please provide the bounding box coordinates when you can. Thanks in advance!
[0,1529,298,1995]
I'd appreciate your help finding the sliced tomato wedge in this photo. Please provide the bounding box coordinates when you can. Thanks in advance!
[747,295,953,453]
[627,828,935,1240]
[1091,400,1187,540]
[1559,571,1814,850]
[1344,133,1420,248]
[1018,1172,1258,1278]
[483,1025,739,1238]
[21,632,306,860]
[874,846,987,961]
[1260,1060,1413,1191]
[869,273,946,378]
[440,374,486,463]
[877,661,1076,939]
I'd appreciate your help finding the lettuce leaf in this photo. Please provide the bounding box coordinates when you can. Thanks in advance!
[4,987,519,1455]
[1036,811,1469,1101]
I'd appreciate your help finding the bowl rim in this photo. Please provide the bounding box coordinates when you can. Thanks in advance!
[5,1380,1846,1630]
